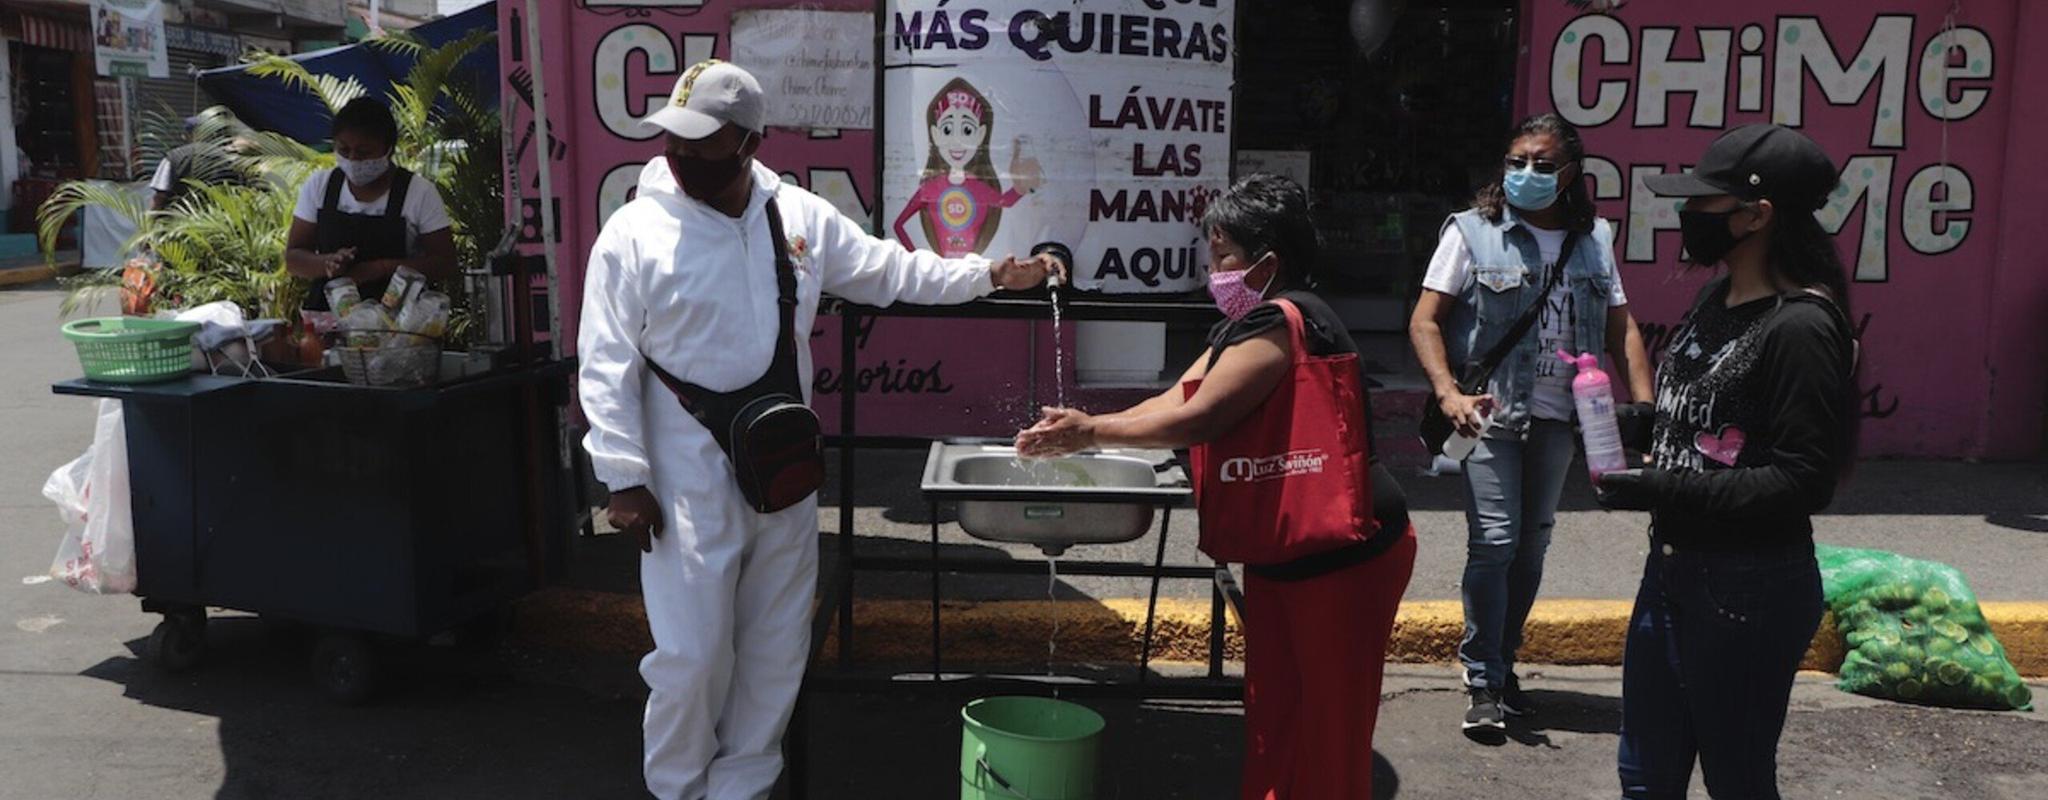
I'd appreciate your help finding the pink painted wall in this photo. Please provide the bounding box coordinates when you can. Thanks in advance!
[512,2,2046,456]
[1520,0,2044,458]
[501,0,1087,439]
[1978,1,2048,459]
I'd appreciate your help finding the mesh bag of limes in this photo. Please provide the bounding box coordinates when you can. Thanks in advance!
[1817,545,2033,711]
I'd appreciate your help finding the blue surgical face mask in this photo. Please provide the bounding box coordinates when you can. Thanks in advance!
[1503,167,1559,211]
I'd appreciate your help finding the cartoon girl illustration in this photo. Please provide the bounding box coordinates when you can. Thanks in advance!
[892,77,1044,258]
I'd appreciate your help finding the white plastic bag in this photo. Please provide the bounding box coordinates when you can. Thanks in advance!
[42,399,138,594]
[164,301,246,372]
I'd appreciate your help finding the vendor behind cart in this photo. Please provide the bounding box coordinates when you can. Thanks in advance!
[285,97,457,311]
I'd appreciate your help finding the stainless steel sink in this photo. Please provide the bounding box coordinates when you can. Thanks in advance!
[920,440,1190,556]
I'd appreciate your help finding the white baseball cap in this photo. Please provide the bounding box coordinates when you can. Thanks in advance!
[642,60,766,140]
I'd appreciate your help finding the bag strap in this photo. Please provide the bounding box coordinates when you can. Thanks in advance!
[322,168,347,212]
[1460,230,1577,391]
[384,168,412,220]
[1274,299,1311,364]
[1203,297,1310,374]
[645,195,803,417]
[762,196,799,382]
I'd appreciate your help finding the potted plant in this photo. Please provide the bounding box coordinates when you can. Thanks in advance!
[40,31,503,361]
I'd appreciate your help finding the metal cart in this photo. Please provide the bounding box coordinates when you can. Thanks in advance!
[52,361,577,704]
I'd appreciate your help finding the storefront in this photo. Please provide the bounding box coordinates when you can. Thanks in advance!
[505,0,2048,459]
[1,1,101,233]
[190,0,346,47]
[146,23,242,118]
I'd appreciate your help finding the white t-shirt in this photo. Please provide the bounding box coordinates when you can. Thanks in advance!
[291,169,452,257]
[1422,221,1629,421]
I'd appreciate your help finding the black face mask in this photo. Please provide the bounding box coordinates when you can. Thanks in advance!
[1678,209,1752,266]
[669,135,753,202]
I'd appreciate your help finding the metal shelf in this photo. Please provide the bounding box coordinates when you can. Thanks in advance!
[811,296,1237,696]
[821,290,1222,325]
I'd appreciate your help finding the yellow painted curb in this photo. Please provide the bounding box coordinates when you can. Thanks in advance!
[0,263,58,288]
[511,590,2048,678]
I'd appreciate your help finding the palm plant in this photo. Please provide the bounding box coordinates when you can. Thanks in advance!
[241,29,495,185]
[40,105,312,317]
[147,182,304,319]
[37,179,151,317]
[133,107,248,189]
[41,30,503,344]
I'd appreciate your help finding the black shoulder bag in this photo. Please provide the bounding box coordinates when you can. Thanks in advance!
[1419,232,1577,456]
[645,198,825,514]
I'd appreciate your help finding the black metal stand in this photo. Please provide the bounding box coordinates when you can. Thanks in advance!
[786,294,1236,800]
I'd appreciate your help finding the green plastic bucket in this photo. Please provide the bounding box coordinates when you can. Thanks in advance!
[959,696,1103,800]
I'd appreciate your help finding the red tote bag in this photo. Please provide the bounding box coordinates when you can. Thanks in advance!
[1183,300,1375,565]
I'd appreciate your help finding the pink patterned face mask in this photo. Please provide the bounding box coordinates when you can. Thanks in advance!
[1207,266,1274,321]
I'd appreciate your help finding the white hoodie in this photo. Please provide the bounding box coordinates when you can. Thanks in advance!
[578,158,996,491]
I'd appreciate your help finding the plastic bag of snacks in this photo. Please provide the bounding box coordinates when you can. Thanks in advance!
[333,287,443,387]
[342,303,395,348]
[396,291,450,338]
[1817,545,2033,711]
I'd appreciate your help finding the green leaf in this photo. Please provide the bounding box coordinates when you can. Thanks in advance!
[244,53,367,116]
[36,181,151,264]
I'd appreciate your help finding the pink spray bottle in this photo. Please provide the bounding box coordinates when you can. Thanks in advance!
[1559,350,1628,481]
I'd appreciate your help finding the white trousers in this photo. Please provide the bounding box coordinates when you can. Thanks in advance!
[640,399,818,800]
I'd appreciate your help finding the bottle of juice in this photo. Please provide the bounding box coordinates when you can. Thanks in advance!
[297,318,325,367]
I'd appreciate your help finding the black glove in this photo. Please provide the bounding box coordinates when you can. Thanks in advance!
[1595,468,1665,512]
[1616,402,1655,454]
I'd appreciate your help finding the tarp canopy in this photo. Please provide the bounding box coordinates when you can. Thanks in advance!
[196,1,498,147]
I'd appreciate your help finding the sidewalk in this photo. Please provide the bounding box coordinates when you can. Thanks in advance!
[3,280,2044,675]
[0,250,74,288]
[522,446,2048,675]
[1,284,2044,798]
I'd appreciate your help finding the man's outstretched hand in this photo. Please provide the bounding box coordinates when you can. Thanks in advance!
[991,251,1066,291]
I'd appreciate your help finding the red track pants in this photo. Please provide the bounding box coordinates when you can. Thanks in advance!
[1240,525,1416,800]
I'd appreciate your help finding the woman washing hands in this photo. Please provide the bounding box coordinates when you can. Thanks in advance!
[1017,175,1412,800]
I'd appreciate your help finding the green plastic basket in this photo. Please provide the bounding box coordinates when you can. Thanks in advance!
[61,317,200,384]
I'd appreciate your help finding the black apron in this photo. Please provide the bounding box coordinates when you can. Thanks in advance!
[303,167,413,311]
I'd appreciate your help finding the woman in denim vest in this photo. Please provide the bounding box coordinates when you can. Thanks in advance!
[1409,114,1653,736]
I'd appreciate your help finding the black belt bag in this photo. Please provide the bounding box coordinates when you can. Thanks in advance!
[646,198,824,514]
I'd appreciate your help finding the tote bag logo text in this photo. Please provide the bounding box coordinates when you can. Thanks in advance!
[1218,449,1328,484]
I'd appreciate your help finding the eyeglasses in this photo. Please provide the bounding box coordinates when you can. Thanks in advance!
[1504,156,1567,175]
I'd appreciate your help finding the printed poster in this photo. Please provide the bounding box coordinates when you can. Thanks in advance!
[882,1,1236,294]
[91,0,168,79]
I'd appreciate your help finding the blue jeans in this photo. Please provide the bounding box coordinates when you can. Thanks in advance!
[1617,543,1824,799]
[1458,419,1575,690]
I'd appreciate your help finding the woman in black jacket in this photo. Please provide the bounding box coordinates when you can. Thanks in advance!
[1597,124,1859,800]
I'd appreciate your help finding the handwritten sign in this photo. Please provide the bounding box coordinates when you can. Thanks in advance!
[732,9,876,130]
[881,0,1235,294]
